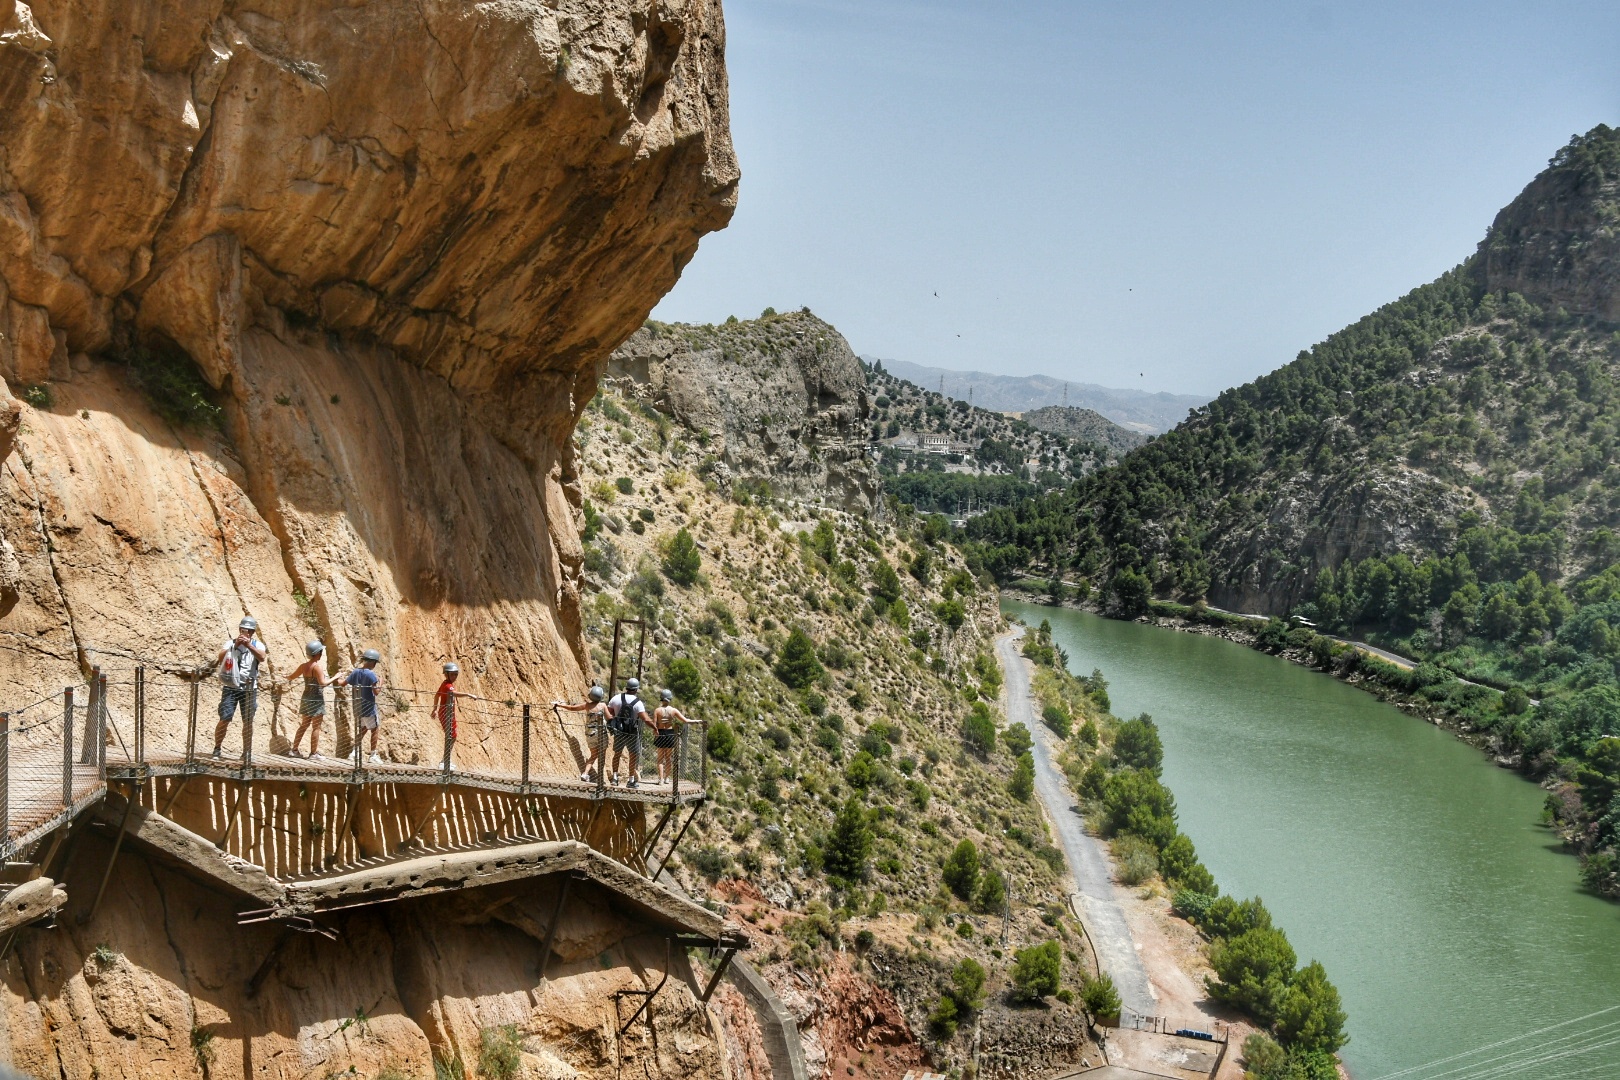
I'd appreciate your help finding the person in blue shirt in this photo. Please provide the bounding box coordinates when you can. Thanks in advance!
[338,648,384,763]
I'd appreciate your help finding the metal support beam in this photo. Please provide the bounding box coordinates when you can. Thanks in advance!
[616,938,671,1036]
[81,781,142,923]
[699,947,738,1003]
[244,928,292,999]
[216,781,250,849]
[538,873,579,982]
[653,805,702,877]
[158,776,191,817]
[640,804,676,863]
[326,784,363,867]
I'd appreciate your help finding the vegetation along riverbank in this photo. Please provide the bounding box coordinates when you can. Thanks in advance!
[1014,617,1350,1080]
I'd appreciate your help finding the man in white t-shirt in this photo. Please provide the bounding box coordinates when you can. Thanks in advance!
[211,616,267,759]
[605,677,651,789]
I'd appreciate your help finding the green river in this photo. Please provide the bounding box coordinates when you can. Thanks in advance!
[1003,599,1620,1080]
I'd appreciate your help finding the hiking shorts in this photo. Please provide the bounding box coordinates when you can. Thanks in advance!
[612,725,639,753]
[654,729,677,749]
[299,687,325,719]
[357,710,379,731]
[219,686,258,725]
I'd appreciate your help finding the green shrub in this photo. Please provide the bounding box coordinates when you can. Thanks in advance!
[775,627,824,690]
[1208,927,1297,1025]
[824,797,872,880]
[962,703,996,756]
[1200,895,1273,940]
[433,1050,466,1080]
[845,750,878,789]
[1009,752,1035,801]
[1172,889,1216,922]
[1079,973,1121,1019]
[1113,714,1163,775]
[665,657,703,701]
[1011,940,1062,1001]
[1113,834,1159,886]
[615,476,634,494]
[1041,703,1073,738]
[1101,768,1177,849]
[973,868,1006,914]
[1160,833,1217,893]
[706,719,737,761]
[1002,723,1033,757]
[872,559,903,605]
[122,345,221,428]
[942,839,980,900]
[661,527,702,585]
[929,992,960,1037]
[477,1025,524,1080]
[951,958,987,1010]
[1241,1033,1289,1079]
[1274,961,1348,1053]
[21,383,53,409]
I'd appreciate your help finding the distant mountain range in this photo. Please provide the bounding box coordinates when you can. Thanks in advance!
[865,358,1210,434]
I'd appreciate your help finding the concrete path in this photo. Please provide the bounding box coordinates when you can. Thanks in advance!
[996,626,1155,1015]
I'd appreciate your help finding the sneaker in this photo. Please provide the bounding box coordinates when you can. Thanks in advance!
[210,748,222,760]
[610,773,620,785]
[627,777,639,789]
[580,770,592,783]
[368,752,381,764]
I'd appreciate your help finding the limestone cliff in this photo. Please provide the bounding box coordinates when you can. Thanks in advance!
[0,1,741,1076]
[606,312,878,513]
[0,0,736,769]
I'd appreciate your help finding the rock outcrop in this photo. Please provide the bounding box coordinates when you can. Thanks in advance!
[606,311,878,512]
[1480,124,1620,321]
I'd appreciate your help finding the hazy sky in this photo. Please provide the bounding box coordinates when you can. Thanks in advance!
[651,0,1620,397]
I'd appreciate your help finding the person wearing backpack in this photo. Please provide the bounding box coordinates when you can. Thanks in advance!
[211,616,267,759]
[605,677,651,788]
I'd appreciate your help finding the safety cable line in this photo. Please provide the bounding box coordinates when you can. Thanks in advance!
[1368,1007,1620,1080]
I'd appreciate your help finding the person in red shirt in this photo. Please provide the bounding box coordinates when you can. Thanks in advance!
[434,662,482,772]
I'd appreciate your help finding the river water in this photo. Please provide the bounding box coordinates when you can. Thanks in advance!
[1003,599,1620,1080]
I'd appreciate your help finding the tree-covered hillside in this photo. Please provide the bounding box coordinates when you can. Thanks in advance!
[966,126,1620,895]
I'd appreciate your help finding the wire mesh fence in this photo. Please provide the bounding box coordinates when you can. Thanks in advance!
[46,665,709,794]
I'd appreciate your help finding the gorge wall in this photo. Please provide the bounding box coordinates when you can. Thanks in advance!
[0,0,740,1075]
[606,312,879,513]
[0,0,735,766]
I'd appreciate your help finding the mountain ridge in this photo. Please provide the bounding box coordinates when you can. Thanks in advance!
[867,357,1209,434]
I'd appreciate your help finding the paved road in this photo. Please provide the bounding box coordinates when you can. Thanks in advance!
[996,626,1155,1015]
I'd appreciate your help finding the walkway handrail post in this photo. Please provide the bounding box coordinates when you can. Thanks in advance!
[521,704,531,791]
[62,686,74,809]
[352,698,362,776]
[701,719,708,791]
[82,667,99,766]
[241,681,254,776]
[594,720,607,799]
[134,665,145,766]
[672,724,682,803]
[96,670,108,776]
[0,713,10,844]
[185,674,199,765]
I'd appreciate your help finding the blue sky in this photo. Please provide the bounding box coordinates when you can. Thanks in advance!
[651,0,1620,396]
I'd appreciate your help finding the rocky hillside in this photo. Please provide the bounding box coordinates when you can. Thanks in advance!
[1021,406,1147,455]
[573,381,1107,1078]
[0,0,741,1075]
[608,311,879,513]
[868,361,1118,520]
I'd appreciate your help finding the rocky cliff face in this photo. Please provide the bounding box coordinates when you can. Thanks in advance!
[0,0,739,1075]
[0,0,736,767]
[605,312,878,512]
[1480,124,1620,322]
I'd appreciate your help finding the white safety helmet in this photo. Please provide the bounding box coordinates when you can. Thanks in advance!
[306,641,324,658]
[443,662,459,675]
[589,686,606,702]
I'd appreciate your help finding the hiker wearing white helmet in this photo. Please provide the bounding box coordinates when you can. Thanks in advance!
[652,688,690,785]
[285,640,336,759]
[434,662,483,772]
[605,677,651,788]
[211,616,267,759]
[555,685,609,782]
[337,648,385,763]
